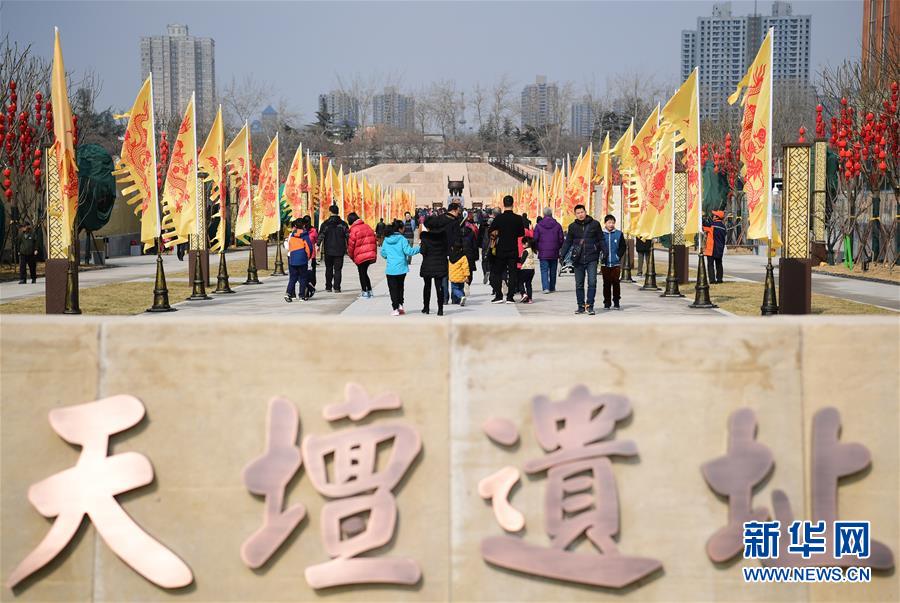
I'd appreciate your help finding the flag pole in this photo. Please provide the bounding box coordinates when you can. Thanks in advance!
[243,121,261,284]
[188,92,211,300]
[662,138,683,298]
[146,71,175,312]
[272,134,286,276]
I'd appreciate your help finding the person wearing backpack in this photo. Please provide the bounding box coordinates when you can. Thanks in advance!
[284,219,312,302]
[317,205,349,293]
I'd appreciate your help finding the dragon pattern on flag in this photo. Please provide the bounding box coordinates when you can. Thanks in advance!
[112,76,159,251]
[160,97,197,248]
[224,123,252,240]
[729,29,774,241]
[200,107,226,252]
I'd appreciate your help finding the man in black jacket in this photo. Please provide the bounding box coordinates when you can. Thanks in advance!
[317,205,349,293]
[489,196,525,303]
[17,222,39,284]
[559,205,603,314]
[375,218,386,247]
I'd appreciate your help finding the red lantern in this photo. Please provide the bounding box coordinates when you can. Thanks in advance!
[3,178,10,188]
[8,80,16,91]
[33,168,41,178]
[4,188,11,198]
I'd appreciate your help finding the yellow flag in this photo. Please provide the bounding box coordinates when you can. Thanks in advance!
[631,105,660,232]
[112,75,159,251]
[658,68,702,241]
[562,144,592,227]
[595,133,611,218]
[224,123,252,239]
[729,28,773,241]
[364,177,376,225]
[49,28,78,251]
[611,120,636,236]
[636,127,675,239]
[282,143,304,221]
[611,120,633,167]
[305,149,317,217]
[199,106,225,252]
[549,168,564,219]
[160,95,197,248]
[322,160,335,211]
[255,135,280,237]
[337,165,346,217]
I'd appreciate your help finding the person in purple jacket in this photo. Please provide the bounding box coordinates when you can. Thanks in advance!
[532,207,565,293]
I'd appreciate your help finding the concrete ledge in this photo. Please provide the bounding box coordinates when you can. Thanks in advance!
[1,316,897,602]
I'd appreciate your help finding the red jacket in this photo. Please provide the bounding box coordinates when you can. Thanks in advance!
[347,220,377,265]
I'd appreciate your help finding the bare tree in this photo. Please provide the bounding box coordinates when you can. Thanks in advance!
[429,79,460,140]
[221,74,269,133]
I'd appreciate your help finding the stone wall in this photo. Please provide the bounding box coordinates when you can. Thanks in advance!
[1,316,897,602]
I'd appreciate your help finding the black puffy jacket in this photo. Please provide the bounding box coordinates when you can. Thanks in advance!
[318,215,349,256]
[418,216,449,277]
[560,216,604,265]
[419,229,449,277]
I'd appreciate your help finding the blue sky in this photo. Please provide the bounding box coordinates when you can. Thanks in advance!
[2,1,862,121]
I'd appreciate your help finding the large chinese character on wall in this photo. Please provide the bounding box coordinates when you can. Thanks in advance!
[479,386,663,589]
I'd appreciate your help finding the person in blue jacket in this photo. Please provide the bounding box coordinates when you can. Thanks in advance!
[380,219,421,316]
[284,219,313,302]
[599,214,627,310]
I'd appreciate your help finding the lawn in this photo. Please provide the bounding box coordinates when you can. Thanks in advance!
[691,279,896,316]
[0,254,265,316]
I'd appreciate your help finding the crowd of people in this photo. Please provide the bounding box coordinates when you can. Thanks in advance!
[282,194,645,316]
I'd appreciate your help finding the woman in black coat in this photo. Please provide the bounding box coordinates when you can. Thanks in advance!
[419,216,448,315]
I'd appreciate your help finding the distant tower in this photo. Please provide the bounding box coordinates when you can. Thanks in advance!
[459,92,467,130]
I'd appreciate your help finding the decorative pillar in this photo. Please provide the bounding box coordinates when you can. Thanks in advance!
[778,143,812,315]
[44,145,72,314]
[187,184,210,288]
[672,170,690,285]
[613,185,635,282]
[251,188,269,271]
[810,138,828,264]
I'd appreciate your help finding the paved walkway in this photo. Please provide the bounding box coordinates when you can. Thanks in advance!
[155,253,726,319]
[4,244,895,315]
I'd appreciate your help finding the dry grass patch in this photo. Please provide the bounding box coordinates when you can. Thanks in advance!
[694,280,895,316]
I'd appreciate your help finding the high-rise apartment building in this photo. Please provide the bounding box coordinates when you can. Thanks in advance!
[862,0,899,79]
[373,87,415,130]
[318,90,359,128]
[140,24,216,126]
[680,2,810,119]
[521,76,560,129]
[570,98,595,139]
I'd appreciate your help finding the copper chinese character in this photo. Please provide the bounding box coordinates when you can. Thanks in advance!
[6,395,193,590]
